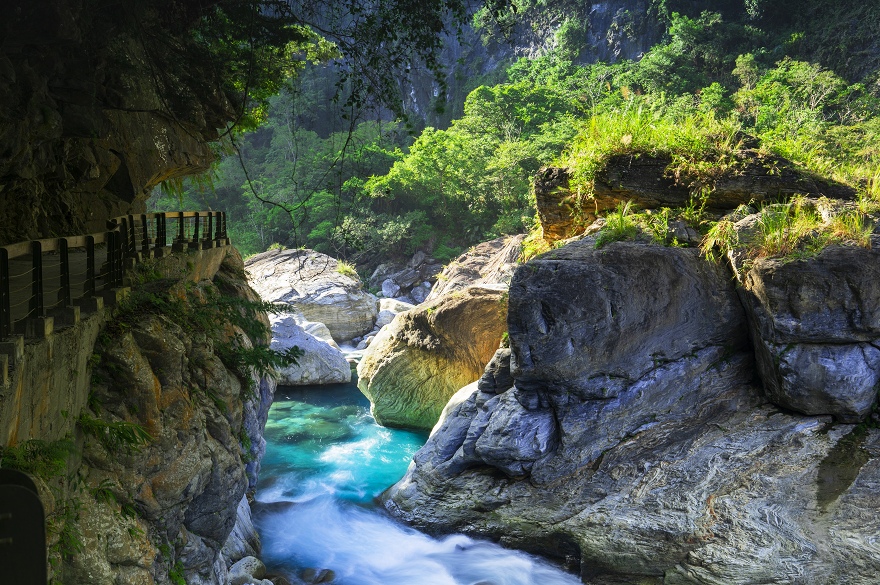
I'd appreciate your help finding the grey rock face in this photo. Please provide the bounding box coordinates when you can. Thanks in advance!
[246,249,378,342]
[381,278,401,299]
[409,282,432,304]
[382,239,880,584]
[374,309,398,330]
[477,348,513,395]
[368,263,395,290]
[740,246,880,422]
[369,252,443,303]
[509,240,747,398]
[390,267,421,288]
[270,315,351,386]
[221,496,261,563]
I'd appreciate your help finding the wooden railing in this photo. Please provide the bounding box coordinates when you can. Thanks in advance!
[0,211,229,340]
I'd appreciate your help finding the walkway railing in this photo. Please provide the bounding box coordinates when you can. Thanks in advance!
[0,211,229,341]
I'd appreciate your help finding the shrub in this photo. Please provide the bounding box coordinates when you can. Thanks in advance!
[0,438,74,479]
[335,260,358,278]
[701,197,874,262]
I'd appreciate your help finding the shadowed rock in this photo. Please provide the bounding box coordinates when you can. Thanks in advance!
[535,151,856,242]
[739,245,880,422]
[381,238,880,584]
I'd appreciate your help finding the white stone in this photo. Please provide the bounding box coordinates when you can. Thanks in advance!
[379,298,415,313]
[374,310,398,330]
[227,556,266,585]
[270,315,351,385]
[246,249,378,342]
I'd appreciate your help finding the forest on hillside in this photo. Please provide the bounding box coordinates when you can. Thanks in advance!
[149,0,880,270]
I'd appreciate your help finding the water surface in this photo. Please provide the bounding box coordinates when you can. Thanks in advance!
[255,380,581,585]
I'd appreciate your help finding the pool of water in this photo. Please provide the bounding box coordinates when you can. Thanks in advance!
[255,380,581,585]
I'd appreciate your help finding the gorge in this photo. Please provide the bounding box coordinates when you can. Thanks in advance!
[2,0,880,584]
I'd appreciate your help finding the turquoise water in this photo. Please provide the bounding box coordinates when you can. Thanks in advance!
[258,383,426,504]
[255,380,582,585]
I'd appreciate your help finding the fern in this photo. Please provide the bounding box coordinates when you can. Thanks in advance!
[77,414,152,453]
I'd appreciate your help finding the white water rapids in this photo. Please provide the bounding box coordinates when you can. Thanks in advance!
[254,382,581,585]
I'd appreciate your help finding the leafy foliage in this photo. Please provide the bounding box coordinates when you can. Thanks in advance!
[0,438,74,479]
[77,414,152,453]
[217,338,302,383]
[110,280,298,386]
[152,0,880,269]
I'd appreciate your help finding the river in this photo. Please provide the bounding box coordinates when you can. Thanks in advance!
[254,379,582,585]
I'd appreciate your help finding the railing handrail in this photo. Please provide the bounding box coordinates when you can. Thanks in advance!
[0,211,229,340]
[0,210,224,260]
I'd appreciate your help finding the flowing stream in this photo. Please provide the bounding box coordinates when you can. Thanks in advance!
[254,379,581,585]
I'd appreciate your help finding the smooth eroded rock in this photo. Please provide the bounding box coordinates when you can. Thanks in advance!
[357,285,509,429]
[741,246,880,421]
[246,249,378,342]
[270,315,351,386]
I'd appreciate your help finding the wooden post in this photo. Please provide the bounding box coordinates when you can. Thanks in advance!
[118,217,129,258]
[85,236,95,298]
[0,248,9,339]
[114,229,124,286]
[206,212,214,245]
[140,214,149,253]
[157,213,167,249]
[105,231,118,290]
[193,212,200,243]
[127,215,136,256]
[177,211,185,243]
[30,241,43,318]
[59,238,71,307]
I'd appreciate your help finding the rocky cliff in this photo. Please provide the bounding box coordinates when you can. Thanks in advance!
[0,0,237,245]
[0,247,278,585]
[382,236,880,584]
[69,249,277,585]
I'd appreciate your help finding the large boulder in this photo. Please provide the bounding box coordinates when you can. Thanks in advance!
[380,239,880,584]
[357,285,508,429]
[509,240,747,397]
[426,235,525,302]
[245,249,378,342]
[269,315,351,386]
[739,245,880,422]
